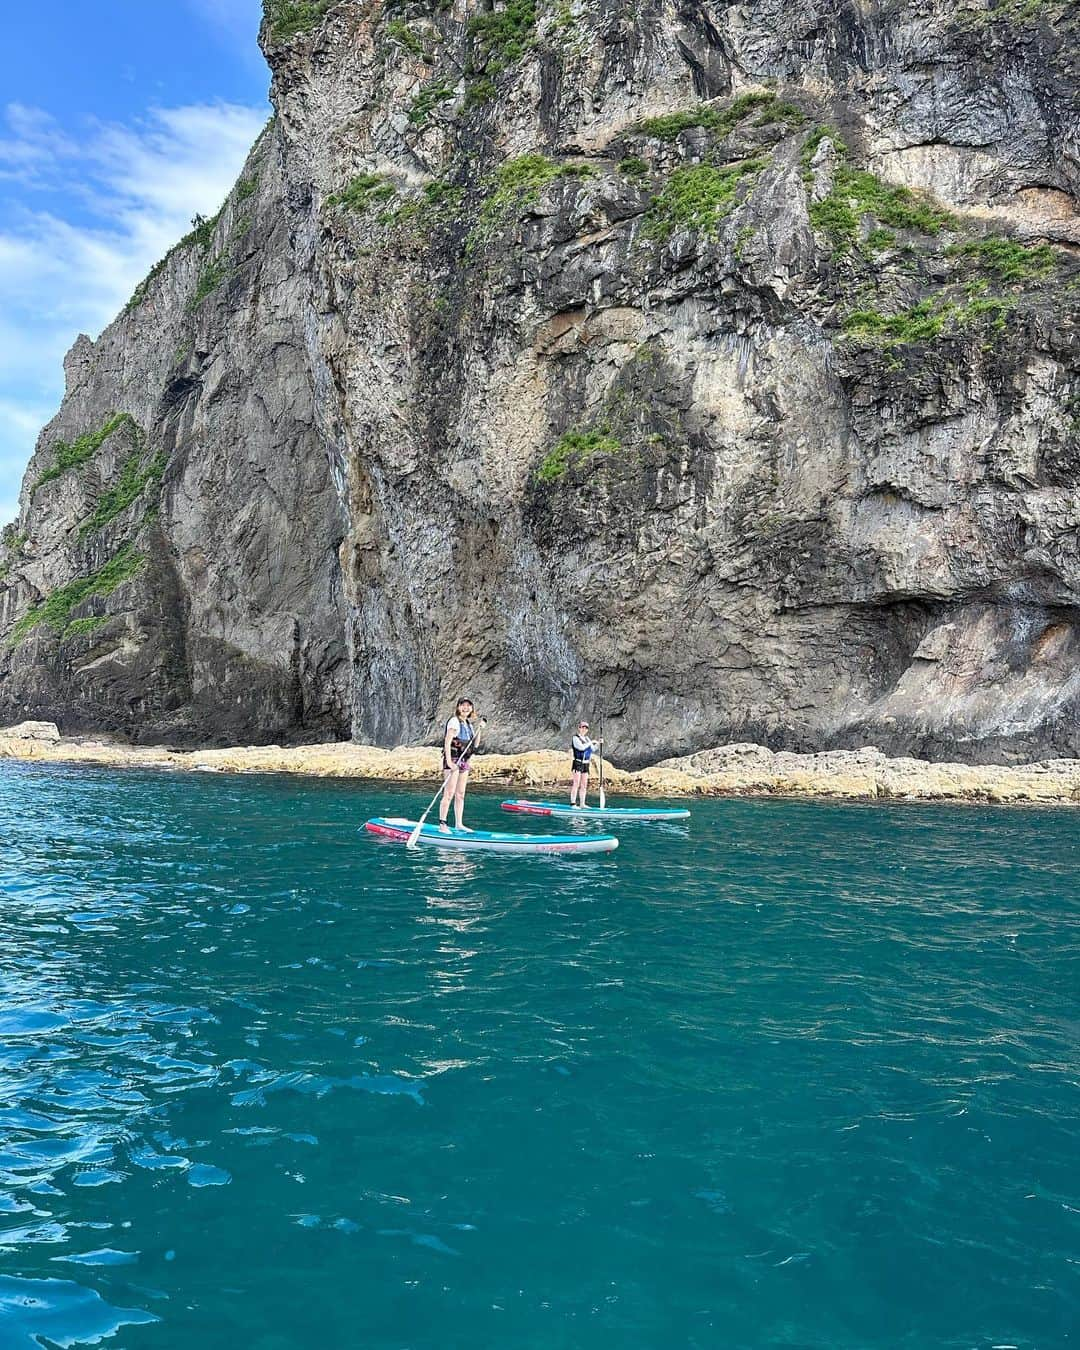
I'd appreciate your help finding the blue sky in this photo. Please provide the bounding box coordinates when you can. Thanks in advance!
[0,0,272,526]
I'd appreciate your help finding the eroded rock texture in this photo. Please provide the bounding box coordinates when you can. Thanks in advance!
[1,0,1078,761]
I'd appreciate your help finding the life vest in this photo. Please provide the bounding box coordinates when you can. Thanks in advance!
[571,734,593,764]
[446,716,474,764]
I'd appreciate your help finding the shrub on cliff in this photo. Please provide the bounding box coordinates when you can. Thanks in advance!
[536,428,622,484]
[32,414,135,494]
[264,0,333,40]
[646,160,767,239]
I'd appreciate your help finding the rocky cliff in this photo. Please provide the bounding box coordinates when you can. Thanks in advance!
[1,0,1078,762]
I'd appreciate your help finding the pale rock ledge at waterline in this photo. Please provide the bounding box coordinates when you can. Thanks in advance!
[2,724,1078,805]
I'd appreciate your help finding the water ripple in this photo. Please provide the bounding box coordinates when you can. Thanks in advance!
[0,764,1076,1347]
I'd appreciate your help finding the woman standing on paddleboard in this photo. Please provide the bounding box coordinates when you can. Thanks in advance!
[438,697,476,832]
[570,720,602,807]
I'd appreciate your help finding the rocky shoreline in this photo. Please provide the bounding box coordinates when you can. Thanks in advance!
[1,723,1078,806]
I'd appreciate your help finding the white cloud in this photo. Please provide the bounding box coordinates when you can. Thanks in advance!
[0,98,268,523]
[0,103,78,184]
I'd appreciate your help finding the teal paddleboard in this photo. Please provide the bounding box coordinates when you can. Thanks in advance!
[364,817,619,854]
[501,799,690,822]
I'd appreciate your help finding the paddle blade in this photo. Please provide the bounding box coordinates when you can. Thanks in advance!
[406,820,424,849]
[599,784,606,809]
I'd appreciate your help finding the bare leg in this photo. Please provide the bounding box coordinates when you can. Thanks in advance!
[454,776,468,829]
[579,774,589,807]
[439,769,458,827]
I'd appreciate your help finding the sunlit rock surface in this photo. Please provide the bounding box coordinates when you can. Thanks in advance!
[2,726,1078,805]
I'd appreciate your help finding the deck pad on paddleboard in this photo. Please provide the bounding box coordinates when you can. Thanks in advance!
[501,800,690,821]
[364,817,619,854]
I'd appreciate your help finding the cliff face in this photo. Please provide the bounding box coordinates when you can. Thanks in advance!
[1,0,1078,762]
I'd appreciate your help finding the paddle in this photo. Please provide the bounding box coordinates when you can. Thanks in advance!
[406,716,486,850]
[598,714,606,809]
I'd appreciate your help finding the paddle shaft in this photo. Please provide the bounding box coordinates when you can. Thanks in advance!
[598,714,606,808]
[406,716,486,849]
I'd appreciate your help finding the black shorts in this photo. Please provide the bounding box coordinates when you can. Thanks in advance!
[572,758,590,775]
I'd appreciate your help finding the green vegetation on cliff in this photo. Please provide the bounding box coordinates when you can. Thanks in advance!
[79,449,167,538]
[618,156,650,181]
[842,295,1010,347]
[804,131,953,253]
[327,173,397,212]
[462,0,536,105]
[639,92,803,141]
[391,179,465,229]
[126,207,225,312]
[0,527,26,581]
[2,526,28,563]
[409,80,455,127]
[467,0,536,70]
[386,18,426,56]
[32,414,135,494]
[6,543,145,647]
[473,154,595,242]
[190,253,231,307]
[264,0,334,40]
[646,159,767,239]
[536,427,622,484]
[947,237,1059,283]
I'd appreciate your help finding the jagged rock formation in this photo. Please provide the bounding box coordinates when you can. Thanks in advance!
[1,0,1078,762]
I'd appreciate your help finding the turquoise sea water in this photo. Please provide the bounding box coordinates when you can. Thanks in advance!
[0,762,1077,1349]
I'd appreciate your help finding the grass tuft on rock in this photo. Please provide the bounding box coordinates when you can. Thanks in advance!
[79,450,167,538]
[646,159,767,239]
[326,173,398,212]
[618,156,650,180]
[947,236,1059,282]
[473,154,595,241]
[6,543,145,647]
[467,0,536,69]
[536,427,621,483]
[842,295,1011,347]
[639,92,801,141]
[32,414,135,494]
[64,615,108,637]
[126,207,225,311]
[408,81,455,126]
[0,526,27,582]
[391,179,466,229]
[190,254,231,308]
[805,132,953,253]
[464,76,497,107]
[386,18,426,56]
[264,0,334,40]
